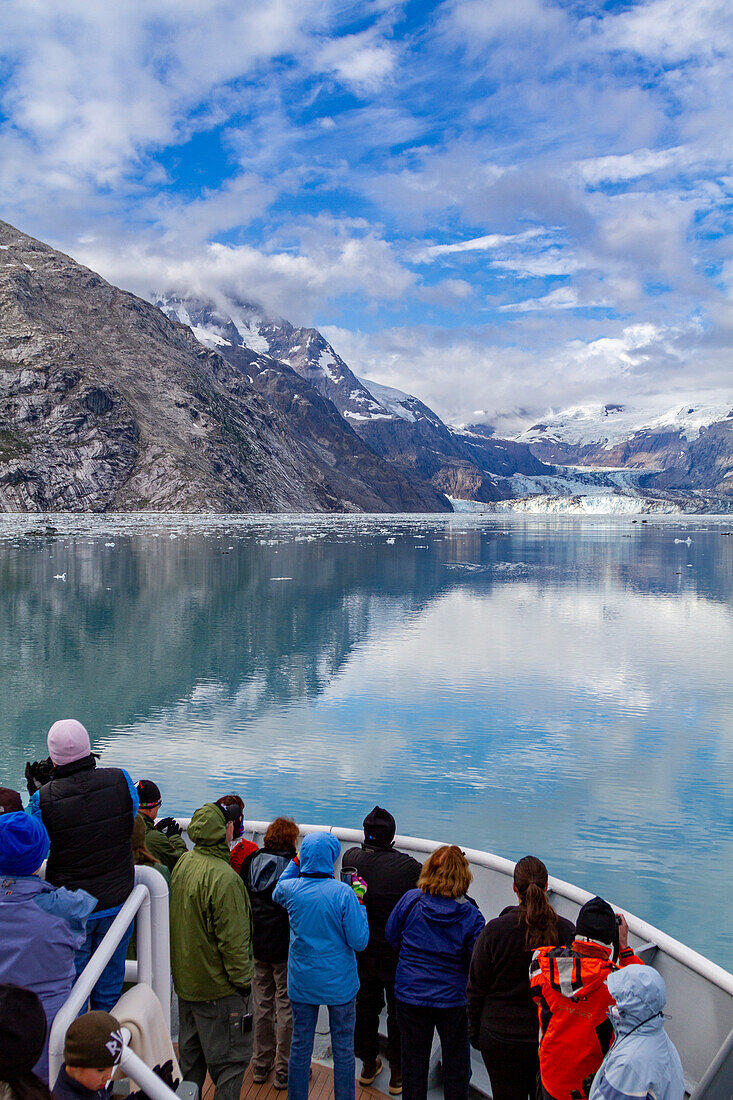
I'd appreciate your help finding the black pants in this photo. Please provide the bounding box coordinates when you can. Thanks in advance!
[178,993,252,1100]
[479,1035,539,1100]
[396,1001,470,1100]
[354,972,400,1068]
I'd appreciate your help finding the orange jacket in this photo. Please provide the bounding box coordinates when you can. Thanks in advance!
[530,940,643,1100]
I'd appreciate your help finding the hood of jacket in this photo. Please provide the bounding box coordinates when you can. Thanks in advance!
[535,942,613,1000]
[188,803,230,861]
[298,831,340,875]
[418,891,476,926]
[606,964,665,1035]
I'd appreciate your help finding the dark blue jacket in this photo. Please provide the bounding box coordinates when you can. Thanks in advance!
[386,889,485,1008]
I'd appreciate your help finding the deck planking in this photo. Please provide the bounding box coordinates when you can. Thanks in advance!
[200,1061,390,1100]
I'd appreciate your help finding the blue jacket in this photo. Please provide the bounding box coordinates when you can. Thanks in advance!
[589,966,684,1100]
[0,875,96,1080]
[386,888,485,1007]
[273,832,369,1005]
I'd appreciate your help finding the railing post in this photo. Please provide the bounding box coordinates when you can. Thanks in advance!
[118,1029,180,1100]
[134,865,171,1032]
[48,885,149,1087]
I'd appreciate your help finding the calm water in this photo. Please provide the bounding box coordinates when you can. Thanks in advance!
[1,513,732,971]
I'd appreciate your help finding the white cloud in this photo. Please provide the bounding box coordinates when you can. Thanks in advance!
[412,229,544,262]
[316,28,398,95]
[76,218,415,324]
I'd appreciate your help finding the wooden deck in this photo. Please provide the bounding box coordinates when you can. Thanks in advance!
[201,1061,390,1100]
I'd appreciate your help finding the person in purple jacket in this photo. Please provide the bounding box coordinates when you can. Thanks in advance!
[386,845,485,1100]
[0,813,96,1083]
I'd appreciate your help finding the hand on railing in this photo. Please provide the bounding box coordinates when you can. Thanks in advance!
[128,1059,178,1100]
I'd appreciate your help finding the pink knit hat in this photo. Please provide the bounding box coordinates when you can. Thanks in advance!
[47,719,91,766]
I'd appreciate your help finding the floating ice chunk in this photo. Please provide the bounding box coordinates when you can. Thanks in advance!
[169,533,177,539]
[105,542,115,547]
[674,537,692,545]
[386,537,396,544]
[270,577,292,581]
[53,573,66,581]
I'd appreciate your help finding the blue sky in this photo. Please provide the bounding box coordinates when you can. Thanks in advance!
[1,0,732,428]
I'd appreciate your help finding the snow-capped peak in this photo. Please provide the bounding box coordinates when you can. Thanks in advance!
[516,400,733,447]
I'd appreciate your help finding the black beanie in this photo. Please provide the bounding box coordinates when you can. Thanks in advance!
[0,984,48,1077]
[136,780,161,808]
[576,896,617,949]
[363,806,396,848]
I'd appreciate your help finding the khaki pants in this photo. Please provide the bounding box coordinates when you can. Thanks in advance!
[251,959,292,1078]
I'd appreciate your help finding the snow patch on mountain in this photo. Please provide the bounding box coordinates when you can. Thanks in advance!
[359,378,418,423]
[517,400,733,447]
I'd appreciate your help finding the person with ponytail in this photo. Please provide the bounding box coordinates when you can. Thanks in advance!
[0,984,54,1100]
[467,856,575,1100]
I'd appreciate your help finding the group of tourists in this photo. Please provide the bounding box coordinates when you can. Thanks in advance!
[0,722,685,1100]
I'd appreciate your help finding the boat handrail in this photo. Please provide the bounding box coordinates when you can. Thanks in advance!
[48,865,171,1089]
[118,1027,181,1100]
[186,818,733,1000]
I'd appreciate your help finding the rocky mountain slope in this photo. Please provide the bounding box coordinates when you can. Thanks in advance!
[517,402,733,499]
[158,294,551,504]
[0,221,446,513]
[156,297,449,512]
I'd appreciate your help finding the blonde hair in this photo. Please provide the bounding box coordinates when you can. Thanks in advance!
[418,845,472,899]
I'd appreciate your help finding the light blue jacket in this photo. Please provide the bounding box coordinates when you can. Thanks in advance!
[589,966,684,1100]
[273,832,369,1005]
[0,875,96,1081]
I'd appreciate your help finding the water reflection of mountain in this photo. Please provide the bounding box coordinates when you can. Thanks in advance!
[1,521,731,782]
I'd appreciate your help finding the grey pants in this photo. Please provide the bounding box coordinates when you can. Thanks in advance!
[178,992,252,1100]
[251,959,292,1077]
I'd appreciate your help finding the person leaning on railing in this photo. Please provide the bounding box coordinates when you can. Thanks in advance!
[341,806,421,1096]
[241,816,300,1091]
[467,856,575,1100]
[385,846,485,1100]
[134,782,186,874]
[0,814,96,1083]
[24,720,139,1015]
[169,802,254,1100]
[272,832,369,1100]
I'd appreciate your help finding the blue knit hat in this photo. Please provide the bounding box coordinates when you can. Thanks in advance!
[0,812,50,876]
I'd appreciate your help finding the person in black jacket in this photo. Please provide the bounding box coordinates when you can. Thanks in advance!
[242,817,299,1091]
[467,855,575,1100]
[27,719,139,1012]
[342,806,421,1096]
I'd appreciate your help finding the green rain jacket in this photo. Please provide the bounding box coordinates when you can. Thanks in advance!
[170,803,253,1002]
[143,814,187,873]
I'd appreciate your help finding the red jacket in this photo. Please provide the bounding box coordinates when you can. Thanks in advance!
[530,940,643,1100]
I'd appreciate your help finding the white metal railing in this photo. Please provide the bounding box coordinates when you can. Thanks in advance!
[181,818,733,999]
[48,865,171,1089]
[179,817,732,1098]
[118,1027,180,1100]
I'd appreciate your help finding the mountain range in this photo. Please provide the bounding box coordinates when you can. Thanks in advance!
[1,218,731,514]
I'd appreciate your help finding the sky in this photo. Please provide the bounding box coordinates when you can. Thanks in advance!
[1,0,732,431]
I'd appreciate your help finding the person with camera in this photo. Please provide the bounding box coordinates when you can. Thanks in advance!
[341,806,421,1095]
[170,801,254,1100]
[530,896,644,1100]
[25,719,139,1013]
[134,780,186,873]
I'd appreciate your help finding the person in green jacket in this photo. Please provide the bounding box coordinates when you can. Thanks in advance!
[135,780,187,873]
[170,801,254,1100]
